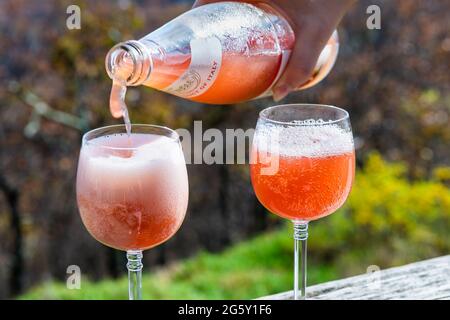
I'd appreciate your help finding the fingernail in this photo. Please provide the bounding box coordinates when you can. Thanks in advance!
[273,85,292,102]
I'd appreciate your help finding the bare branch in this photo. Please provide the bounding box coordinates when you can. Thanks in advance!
[8,81,88,134]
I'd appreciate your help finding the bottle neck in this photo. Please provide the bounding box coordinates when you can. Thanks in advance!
[105,40,153,86]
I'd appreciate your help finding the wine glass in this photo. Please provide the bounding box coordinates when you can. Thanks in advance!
[250,104,355,300]
[76,124,189,300]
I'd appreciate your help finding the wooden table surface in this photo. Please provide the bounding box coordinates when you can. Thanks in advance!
[258,255,450,300]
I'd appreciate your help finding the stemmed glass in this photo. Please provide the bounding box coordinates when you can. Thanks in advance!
[76,124,189,300]
[250,104,355,300]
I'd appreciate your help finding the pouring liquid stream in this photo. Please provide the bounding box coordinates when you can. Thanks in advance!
[110,75,132,138]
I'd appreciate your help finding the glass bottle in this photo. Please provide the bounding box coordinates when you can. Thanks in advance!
[106,1,339,104]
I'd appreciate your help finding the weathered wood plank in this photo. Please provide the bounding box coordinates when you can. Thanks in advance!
[258,255,450,300]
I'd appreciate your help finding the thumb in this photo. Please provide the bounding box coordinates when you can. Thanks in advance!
[192,0,221,8]
[272,39,324,102]
[272,16,333,102]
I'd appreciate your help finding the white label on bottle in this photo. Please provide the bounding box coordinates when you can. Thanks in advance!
[163,37,222,98]
[255,49,292,99]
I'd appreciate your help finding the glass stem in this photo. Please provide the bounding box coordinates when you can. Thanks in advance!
[293,221,308,300]
[126,250,143,300]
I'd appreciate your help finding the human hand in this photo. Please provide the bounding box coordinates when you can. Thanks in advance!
[193,0,356,101]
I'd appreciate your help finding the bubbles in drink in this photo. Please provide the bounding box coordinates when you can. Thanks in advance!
[251,119,355,221]
[77,133,188,251]
[254,120,353,158]
[289,119,331,125]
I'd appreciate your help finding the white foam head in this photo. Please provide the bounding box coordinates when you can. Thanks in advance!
[254,119,354,157]
[80,134,184,184]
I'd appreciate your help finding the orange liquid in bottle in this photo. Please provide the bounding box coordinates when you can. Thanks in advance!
[144,52,282,104]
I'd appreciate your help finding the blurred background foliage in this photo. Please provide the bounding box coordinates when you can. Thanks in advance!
[0,0,449,299]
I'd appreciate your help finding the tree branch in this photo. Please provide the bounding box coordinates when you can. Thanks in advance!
[8,82,89,135]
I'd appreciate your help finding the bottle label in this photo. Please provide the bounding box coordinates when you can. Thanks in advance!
[163,37,222,98]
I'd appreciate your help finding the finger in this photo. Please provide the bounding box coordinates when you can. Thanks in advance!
[192,0,221,8]
[272,17,333,101]
[193,0,261,8]
[272,38,324,101]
